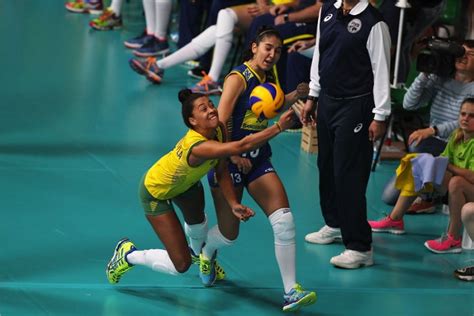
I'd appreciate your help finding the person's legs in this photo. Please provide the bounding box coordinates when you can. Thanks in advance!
[455,202,474,281]
[247,171,316,311]
[108,181,208,284]
[315,95,338,229]
[207,8,239,81]
[383,136,446,210]
[330,96,373,253]
[197,0,253,72]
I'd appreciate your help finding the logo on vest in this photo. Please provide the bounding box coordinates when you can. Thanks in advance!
[354,123,363,133]
[323,13,333,22]
[347,19,362,33]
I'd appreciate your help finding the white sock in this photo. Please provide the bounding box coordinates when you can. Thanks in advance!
[184,216,208,255]
[208,9,237,81]
[143,0,155,35]
[157,25,216,69]
[127,249,179,275]
[110,0,123,16]
[154,0,172,40]
[202,225,234,259]
[269,208,296,294]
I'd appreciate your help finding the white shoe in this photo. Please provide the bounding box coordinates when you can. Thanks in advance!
[330,249,374,269]
[305,225,342,244]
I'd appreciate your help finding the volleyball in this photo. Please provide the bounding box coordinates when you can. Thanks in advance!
[249,83,284,120]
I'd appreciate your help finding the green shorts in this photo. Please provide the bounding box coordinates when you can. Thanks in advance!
[138,174,202,216]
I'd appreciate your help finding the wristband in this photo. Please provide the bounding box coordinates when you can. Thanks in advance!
[307,95,318,102]
[275,122,282,132]
[283,13,289,23]
[431,125,438,136]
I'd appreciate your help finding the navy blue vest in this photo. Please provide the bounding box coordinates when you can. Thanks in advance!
[318,1,384,97]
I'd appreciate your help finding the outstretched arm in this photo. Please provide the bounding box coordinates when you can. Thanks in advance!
[191,109,296,160]
[215,159,255,221]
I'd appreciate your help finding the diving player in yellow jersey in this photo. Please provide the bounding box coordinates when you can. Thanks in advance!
[105,88,296,285]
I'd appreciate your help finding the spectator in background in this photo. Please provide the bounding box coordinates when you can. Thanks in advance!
[381,41,474,210]
[89,0,124,30]
[370,98,474,255]
[123,0,173,57]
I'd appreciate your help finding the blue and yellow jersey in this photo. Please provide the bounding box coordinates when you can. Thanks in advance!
[225,62,279,162]
[145,126,224,200]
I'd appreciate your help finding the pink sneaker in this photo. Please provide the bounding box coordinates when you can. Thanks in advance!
[369,216,405,234]
[424,234,462,254]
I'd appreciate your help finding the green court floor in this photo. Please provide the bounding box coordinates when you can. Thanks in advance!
[0,1,473,315]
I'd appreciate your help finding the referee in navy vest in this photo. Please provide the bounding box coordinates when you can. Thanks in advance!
[301,0,391,269]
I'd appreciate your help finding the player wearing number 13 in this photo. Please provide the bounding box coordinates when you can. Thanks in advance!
[205,27,316,312]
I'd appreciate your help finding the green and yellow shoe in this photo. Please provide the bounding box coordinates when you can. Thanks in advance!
[190,247,225,281]
[106,238,136,284]
[282,283,317,312]
[199,252,217,287]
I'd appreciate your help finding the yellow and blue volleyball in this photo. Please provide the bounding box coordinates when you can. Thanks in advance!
[249,83,284,120]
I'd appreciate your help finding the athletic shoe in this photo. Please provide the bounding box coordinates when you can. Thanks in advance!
[106,238,137,284]
[406,197,436,214]
[369,215,405,234]
[133,38,170,57]
[305,225,342,244]
[190,247,225,281]
[199,252,217,287]
[330,249,374,269]
[90,8,122,31]
[129,57,164,84]
[454,265,474,281]
[65,0,103,14]
[124,31,153,49]
[190,74,222,95]
[424,234,462,254]
[187,66,208,79]
[282,283,317,312]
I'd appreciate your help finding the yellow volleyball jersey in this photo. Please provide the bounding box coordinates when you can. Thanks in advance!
[144,127,224,200]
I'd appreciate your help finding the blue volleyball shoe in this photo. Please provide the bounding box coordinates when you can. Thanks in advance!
[282,283,317,312]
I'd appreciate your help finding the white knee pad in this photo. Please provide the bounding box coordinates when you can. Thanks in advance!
[184,215,208,240]
[269,208,296,246]
[215,8,238,38]
[191,25,217,55]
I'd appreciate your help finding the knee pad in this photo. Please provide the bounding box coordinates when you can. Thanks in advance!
[269,208,295,246]
[215,8,238,38]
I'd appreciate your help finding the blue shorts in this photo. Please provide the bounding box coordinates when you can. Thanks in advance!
[207,159,275,188]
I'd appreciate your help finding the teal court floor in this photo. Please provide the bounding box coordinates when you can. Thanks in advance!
[0,1,473,315]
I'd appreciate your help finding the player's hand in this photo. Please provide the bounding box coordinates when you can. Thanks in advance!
[248,3,269,17]
[230,155,252,174]
[301,98,317,126]
[231,204,255,222]
[408,127,434,147]
[368,120,386,142]
[288,39,315,53]
[277,108,296,130]
[269,4,288,16]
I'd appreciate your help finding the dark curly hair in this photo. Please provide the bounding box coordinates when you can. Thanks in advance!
[178,89,206,128]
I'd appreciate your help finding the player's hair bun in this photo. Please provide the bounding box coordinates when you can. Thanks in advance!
[178,89,193,104]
